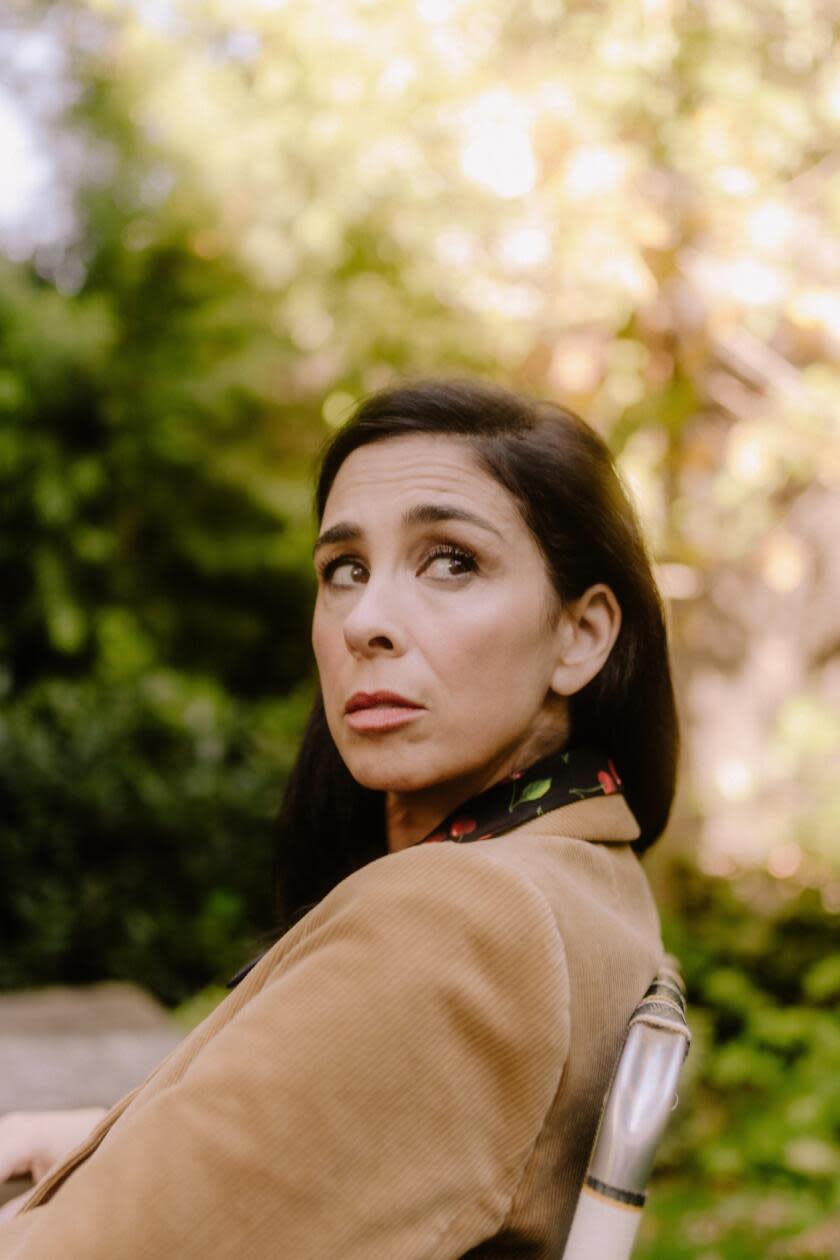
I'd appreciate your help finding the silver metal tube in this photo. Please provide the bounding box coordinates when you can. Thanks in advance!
[588,1018,690,1195]
[585,954,691,1199]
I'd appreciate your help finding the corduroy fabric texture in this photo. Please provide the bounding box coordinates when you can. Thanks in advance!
[1,792,663,1258]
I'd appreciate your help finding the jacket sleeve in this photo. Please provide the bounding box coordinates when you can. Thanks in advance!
[0,843,570,1260]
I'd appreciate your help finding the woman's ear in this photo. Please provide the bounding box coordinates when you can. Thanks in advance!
[549,584,622,697]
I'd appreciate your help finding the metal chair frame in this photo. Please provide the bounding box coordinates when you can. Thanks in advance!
[560,954,691,1260]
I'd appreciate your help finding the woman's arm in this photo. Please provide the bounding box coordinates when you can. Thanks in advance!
[0,845,570,1260]
[0,1110,108,1196]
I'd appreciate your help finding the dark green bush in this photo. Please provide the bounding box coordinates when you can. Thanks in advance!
[0,240,318,1003]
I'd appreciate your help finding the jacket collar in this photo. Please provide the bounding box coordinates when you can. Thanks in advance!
[496,791,641,844]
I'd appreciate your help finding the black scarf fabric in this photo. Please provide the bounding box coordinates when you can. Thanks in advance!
[225,744,624,989]
[411,743,624,846]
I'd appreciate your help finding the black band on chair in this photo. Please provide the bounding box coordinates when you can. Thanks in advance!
[585,1175,646,1208]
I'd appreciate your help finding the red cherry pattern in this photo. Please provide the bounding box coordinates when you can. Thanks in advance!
[597,760,623,795]
[449,817,477,838]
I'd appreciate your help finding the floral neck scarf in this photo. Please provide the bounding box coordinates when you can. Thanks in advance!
[412,744,624,847]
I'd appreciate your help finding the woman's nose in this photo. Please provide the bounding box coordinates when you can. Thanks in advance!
[341,578,408,657]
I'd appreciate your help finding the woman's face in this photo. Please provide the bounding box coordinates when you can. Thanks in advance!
[311,433,572,803]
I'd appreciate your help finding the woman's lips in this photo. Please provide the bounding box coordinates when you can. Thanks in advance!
[344,691,425,733]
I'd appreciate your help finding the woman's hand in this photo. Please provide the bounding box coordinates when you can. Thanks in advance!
[0,1108,107,1222]
[0,1190,31,1225]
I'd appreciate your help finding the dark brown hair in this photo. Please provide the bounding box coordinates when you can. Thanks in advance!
[273,377,679,929]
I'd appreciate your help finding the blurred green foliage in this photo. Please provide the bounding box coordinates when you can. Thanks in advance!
[635,863,840,1259]
[0,222,318,1002]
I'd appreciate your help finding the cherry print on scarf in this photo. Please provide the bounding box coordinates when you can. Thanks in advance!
[416,745,625,847]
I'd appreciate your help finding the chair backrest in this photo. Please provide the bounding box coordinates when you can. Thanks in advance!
[559,953,691,1260]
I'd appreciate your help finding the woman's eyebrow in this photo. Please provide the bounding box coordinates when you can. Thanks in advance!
[312,521,359,555]
[403,503,504,537]
[312,503,503,556]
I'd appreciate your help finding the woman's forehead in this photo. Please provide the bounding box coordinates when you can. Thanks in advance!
[322,434,517,521]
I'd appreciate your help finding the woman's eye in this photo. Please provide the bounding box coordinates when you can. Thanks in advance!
[422,547,477,580]
[319,556,367,587]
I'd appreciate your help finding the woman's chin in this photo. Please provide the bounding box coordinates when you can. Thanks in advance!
[344,753,441,795]
[352,769,431,794]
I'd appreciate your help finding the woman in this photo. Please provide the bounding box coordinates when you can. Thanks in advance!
[0,378,678,1257]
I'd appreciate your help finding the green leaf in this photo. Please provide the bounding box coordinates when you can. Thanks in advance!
[519,777,551,803]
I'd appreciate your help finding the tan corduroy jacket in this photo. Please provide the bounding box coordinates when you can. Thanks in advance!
[1,791,663,1259]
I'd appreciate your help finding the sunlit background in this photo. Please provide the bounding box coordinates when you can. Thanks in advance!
[2,1,839,1255]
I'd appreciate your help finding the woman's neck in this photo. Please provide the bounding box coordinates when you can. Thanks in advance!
[385,775,491,853]
[384,782,478,853]
[384,717,571,853]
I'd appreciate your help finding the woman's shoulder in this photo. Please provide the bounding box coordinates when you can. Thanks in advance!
[318,835,565,964]
[253,834,574,1074]
[486,818,662,939]
[342,819,664,986]
[229,834,568,992]
[299,817,659,966]
[472,819,665,991]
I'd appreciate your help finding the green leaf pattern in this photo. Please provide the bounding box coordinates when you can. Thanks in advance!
[518,777,552,803]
